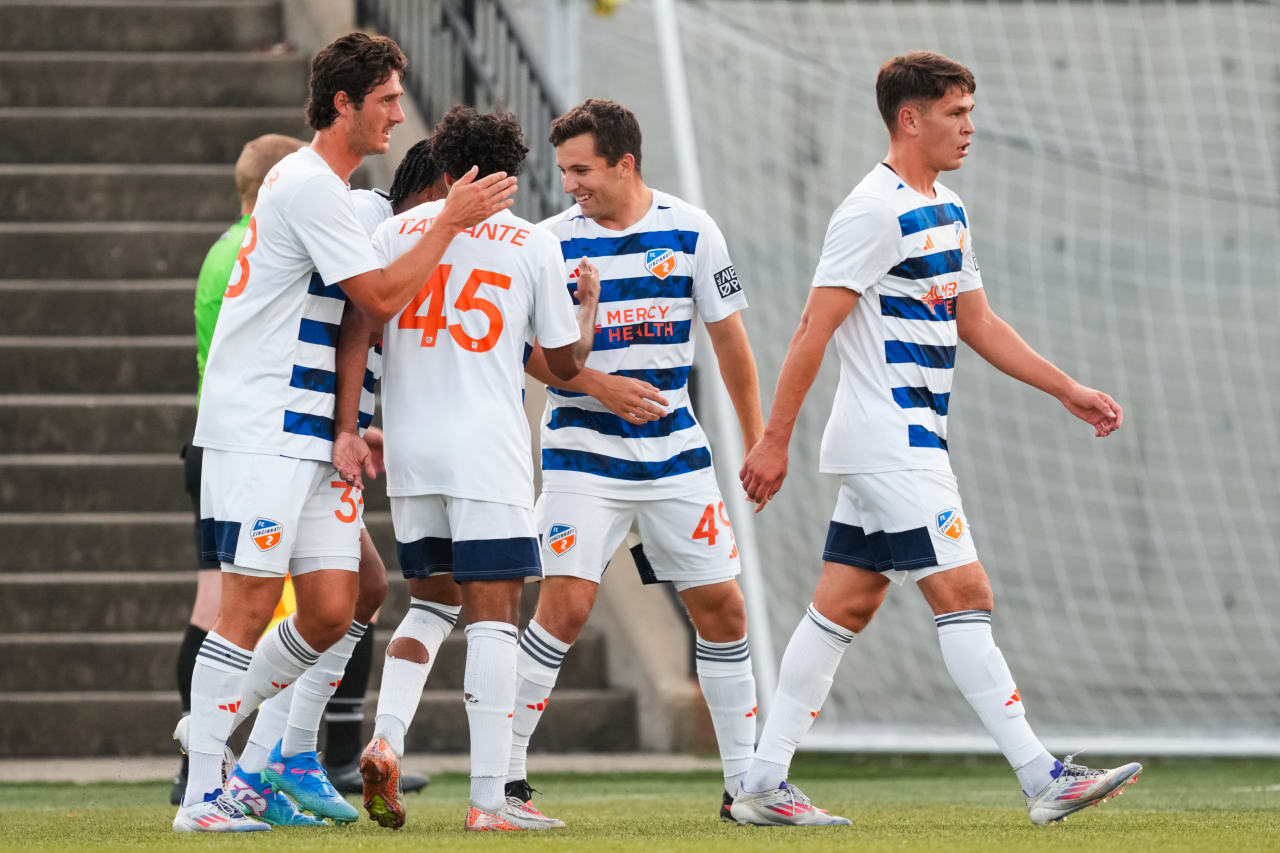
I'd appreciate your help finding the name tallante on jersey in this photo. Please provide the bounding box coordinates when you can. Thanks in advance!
[396,216,533,246]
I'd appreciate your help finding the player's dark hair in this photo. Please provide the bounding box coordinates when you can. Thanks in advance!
[876,51,976,134]
[389,139,443,209]
[306,32,407,131]
[428,105,527,180]
[549,98,642,174]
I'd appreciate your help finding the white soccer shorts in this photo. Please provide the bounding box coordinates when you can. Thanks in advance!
[823,468,978,585]
[390,494,541,583]
[535,488,741,591]
[199,448,363,577]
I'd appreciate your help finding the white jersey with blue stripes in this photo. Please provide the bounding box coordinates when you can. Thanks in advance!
[195,146,382,462]
[538,190,748,500]
[813,163,983,474]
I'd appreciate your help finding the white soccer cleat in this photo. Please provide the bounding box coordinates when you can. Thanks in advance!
[464,800,566,831]
[729,781,851,826]
[173,790,271,833]
[1026,755,1142,825]
[171,715,236,787]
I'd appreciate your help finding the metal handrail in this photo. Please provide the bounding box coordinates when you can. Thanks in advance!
[357,0,567,222]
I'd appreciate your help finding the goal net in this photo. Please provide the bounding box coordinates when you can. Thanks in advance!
[675,0,1280,754]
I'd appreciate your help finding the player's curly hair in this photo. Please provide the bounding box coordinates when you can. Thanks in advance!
[389,139,443,209]
[549,98,642,174]
[428,105,527,180]
[876,51,975,133]
[306,33,407,131]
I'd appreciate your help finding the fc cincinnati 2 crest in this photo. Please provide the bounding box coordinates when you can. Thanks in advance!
[644,248,676,279]
[548,524,576,556]
[251,517,284,551]
[935,508,964,541]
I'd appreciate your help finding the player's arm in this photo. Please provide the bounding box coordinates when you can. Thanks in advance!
[956,288,1122,436]
[525,348,669,424]
[332,300,381,489]
[340,167,517,322]
[705,312,764,454]
[740,286,859,511]
[541,258,602,380]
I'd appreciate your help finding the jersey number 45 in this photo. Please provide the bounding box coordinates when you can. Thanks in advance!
[398,264,512,353]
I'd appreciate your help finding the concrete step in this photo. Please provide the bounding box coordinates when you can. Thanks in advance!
[0,570,548,633]
[0,628,610,693]
[0,223,224,279]
[0,282,194,337]
[0,337,196,394]
[0,454,390,514]
[0,1,283,53]
[0,688,637,757]
[0,395,196,455]
[0,108,310,165]
[0,52,307,108]
[0,166,238,223]
[0,511,398,572]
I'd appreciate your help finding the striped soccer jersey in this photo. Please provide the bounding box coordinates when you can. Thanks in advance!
[812,163,983,473]
[539,190,748,500]
[194,147,381,462]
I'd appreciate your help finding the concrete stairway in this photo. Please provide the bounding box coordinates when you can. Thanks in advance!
[0,0,635,758]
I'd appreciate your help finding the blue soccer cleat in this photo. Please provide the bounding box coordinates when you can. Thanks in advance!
[262,740,359,823]
[226,765,325,827]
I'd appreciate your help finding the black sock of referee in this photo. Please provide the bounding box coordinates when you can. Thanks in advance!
[323,624,375,767]
[176,623,208,714]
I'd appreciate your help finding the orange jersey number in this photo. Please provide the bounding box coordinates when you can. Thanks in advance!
[224,216,258,299]
[399,265,513,353]
[331,481,363,523]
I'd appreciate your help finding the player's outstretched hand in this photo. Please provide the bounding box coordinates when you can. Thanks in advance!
[362,426,387,475]
[739,436,787,512]
[437,165,517,230]
[574,257,601,305]
[594,374,668,425]
[1060,383,1123,437]
[333,431,377,490]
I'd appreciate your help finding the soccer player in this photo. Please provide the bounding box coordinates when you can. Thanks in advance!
[172,33,515,833]
[213,139,447,825]
[330,106,600,832]
[172,133,304,807]
[732,51,1140,827]
[508,99,764,822]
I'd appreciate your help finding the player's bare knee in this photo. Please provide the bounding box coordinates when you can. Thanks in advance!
[295,601,355,650]
[409,575,463,608]
[354,570,389,623]
[684,583,747,641]
[387,636,430,664]
[812,588,881,634]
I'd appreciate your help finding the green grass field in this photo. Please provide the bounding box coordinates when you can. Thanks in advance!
[1,756,1277,852]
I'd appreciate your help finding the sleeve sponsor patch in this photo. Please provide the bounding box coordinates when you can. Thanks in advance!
[714,265,741,299]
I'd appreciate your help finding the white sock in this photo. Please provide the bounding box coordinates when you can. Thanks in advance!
[230,615,319,733]
[744,604,852,793]
[508,619,569,782]
[464,620,519,811]
[935,610,1058,796]
[695,635,757,795]
[183,632,251,806]
[373,599,460,756]
[239,684,292,774]
[282,620,368,757]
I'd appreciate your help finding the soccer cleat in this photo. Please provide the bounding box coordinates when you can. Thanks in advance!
[226,765,325,827]
[171,715,235,788]
[1026,755,1142,825]
[502,779,566,829]
[730,781,852,826]
[262,740,359,823]
[328,755,429,797]
[173,789,271,833]
[465,801,566,831]
[719,789,734,822]
[359,737,405,830]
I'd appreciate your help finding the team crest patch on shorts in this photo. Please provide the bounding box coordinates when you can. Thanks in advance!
[935,508,964,541]
[251,517,284,551]
[645,248,676,280]
[547,524,576,556]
